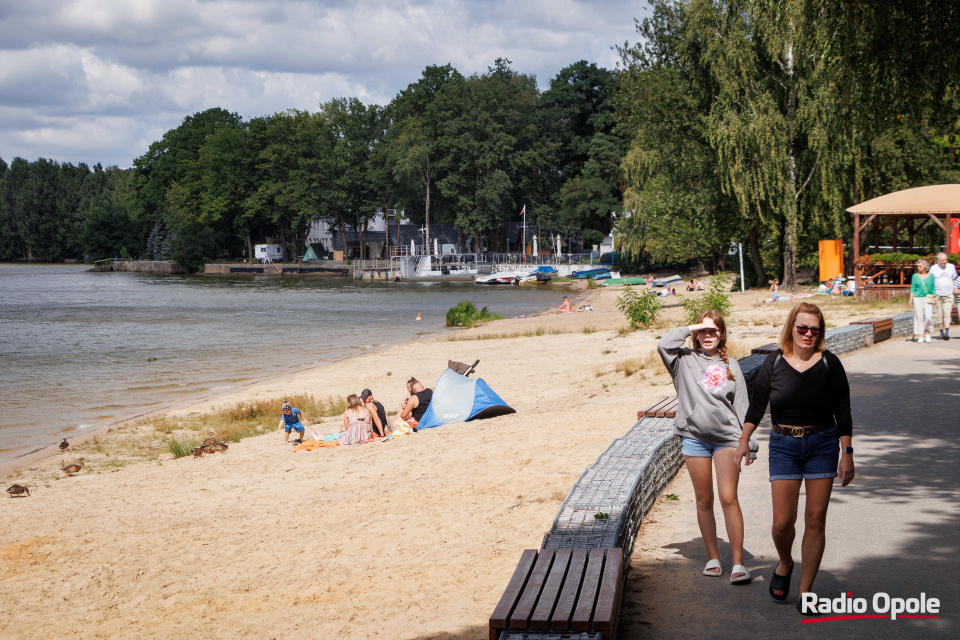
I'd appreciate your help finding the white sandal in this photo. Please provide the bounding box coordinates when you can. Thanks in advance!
[703,559,722,576]
[730,564,751,583]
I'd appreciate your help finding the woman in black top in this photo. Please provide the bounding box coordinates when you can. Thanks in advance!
[734,302,855,613]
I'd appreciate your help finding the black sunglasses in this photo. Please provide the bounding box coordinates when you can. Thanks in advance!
[794,325,820,336]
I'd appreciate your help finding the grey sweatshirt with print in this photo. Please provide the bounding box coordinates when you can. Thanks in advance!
[657,326,758,457]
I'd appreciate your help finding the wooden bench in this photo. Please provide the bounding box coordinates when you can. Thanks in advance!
[851,316,893,343]
[637,396,679,421]
[751,342,780,355]
[489,548,624,640]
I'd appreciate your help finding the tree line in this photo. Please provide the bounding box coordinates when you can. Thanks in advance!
[2,1,958,282]
[615,0,960,287]
[0,58,624,270]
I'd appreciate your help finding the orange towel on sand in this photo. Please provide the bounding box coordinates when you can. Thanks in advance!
[293,437,385,452]
[293,440,339,452]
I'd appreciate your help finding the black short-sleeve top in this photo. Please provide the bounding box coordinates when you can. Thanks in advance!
[744,350,852,437]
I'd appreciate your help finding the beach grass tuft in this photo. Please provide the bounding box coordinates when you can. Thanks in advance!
[166,434,202,459]
[447,326,575,341]
[614,350,664,378]
[153,394,348,447]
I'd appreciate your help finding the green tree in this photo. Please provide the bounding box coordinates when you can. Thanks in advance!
[389,64,465,252]
[320,98,383,258]
[616,1,746,276]
[540,61,624,249]
[245,110,334,262]
[438,59,540,250]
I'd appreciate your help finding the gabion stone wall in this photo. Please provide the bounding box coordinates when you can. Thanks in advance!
[891,312,914,337]
[823,323,874,354]
[541,416,681,565]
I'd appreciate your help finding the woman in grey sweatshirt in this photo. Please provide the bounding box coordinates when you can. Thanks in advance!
[657,310,758,583]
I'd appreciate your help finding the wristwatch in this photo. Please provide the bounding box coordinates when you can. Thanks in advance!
[843,446,854,455]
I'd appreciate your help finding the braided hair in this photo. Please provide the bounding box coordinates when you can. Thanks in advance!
[692,309,735,380]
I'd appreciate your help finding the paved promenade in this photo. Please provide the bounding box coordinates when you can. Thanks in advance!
[620,336,959,639]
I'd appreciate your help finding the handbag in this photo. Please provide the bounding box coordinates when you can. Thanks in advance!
[918,276,936,304]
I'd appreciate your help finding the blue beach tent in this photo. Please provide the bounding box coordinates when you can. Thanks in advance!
[415,368,516,430]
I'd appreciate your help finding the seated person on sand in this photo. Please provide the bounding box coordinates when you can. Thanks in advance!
[686,280,696,292]
[843,278,856,297]
[696,279,705,291]
[555,296,572,313]
[338,394,376,446]
[278,401,309,444]
[394,377,433,437]
[770,278,781,301]
[361,388,389,437]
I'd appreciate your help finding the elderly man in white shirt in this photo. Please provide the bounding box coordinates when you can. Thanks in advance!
[929,252,959,340]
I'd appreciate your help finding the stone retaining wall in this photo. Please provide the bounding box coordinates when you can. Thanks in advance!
[110,260,184,274]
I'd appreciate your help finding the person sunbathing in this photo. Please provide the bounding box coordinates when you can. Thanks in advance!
[555,296,573,313]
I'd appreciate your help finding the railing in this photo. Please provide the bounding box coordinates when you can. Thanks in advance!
[352,259,398,271]
[390,245,430,257]
[486,252,598,266]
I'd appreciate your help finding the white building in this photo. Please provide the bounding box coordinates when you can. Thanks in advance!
[306,209,406,253]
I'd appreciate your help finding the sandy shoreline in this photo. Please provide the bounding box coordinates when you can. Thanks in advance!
[0,284,582,477]
[0,283,910,639]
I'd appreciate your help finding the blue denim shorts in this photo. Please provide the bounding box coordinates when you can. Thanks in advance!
[284,422,305,433]
[768,426,839,481]
[682,436,732,458]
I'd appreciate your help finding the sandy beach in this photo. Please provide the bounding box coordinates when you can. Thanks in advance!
[0,282,909,639]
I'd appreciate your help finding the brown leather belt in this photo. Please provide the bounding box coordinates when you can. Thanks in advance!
[772,424,830,438]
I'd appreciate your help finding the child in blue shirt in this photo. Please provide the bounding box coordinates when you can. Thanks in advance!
[277,401,309,444]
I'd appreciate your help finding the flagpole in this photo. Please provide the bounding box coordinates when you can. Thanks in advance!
[522,204,526,264]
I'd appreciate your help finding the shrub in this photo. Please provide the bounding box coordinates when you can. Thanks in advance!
[682,276,733,324]
[616,286,662,330]
[445,301,503,327]
[166,434,201,459]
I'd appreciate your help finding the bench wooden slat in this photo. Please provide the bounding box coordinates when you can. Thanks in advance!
[593,548,624,634]
[638,396,671,418]
[551,548,588,629]
[508,549,555,628]
[852,317,893,329]
[530,548,572,629]
[571,548,605,630]
[489,549,538,640]
[656,397,679,418]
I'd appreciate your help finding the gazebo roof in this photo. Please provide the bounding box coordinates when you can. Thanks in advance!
[847,184,960,215]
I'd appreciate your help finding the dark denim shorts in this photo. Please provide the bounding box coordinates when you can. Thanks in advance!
[768,426,839,481]
[284,422,305,433]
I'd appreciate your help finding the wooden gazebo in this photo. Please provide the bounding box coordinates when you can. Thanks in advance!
[847,184,960,299]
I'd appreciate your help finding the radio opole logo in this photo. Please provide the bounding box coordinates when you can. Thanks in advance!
[800,591,941,623]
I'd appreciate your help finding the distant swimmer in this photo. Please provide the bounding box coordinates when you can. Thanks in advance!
[416,312,422,321]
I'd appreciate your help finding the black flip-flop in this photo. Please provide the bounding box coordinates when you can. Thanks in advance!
[769,562,794,601]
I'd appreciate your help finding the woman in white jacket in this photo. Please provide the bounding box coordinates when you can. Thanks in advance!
[658,309,757,583]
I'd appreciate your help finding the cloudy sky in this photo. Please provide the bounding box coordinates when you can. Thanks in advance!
[0,0,649,168]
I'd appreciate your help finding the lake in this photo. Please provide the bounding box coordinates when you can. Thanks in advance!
[0,265,563,463]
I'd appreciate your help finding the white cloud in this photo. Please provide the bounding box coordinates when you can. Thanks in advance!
[0,0,649,167]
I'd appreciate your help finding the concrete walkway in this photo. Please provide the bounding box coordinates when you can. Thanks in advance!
[620,336,959,639]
